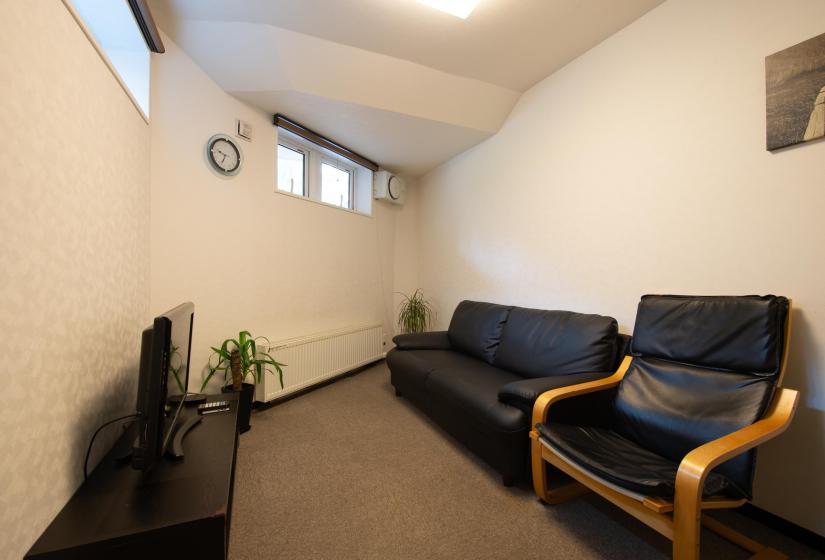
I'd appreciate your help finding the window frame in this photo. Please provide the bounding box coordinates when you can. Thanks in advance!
[320,158,355,210]
[277,140,310,197]
[275,127,372,216]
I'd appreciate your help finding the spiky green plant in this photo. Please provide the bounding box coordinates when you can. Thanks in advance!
[397,290,434,334]
[202,331,286,392]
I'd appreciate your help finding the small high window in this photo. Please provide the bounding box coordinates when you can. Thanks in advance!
[277,144,307,196]
[69,0,159,117]
[321,162,353,209]
[275,127,373,215]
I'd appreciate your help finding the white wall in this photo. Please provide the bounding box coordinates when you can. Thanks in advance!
[0,3,150,559]
[418,0,825,536]
[150,34,418,392]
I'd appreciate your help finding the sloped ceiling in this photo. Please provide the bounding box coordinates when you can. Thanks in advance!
[150,0,664,176]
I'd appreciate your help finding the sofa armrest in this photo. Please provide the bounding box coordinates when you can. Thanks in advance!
[531,356,632,429]
[392,331,452,351]
[498,371,614,415]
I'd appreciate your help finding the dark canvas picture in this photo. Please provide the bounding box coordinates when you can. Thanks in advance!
[766,32,825,151]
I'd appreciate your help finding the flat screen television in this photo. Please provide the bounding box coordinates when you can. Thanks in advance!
[131,302,194,471]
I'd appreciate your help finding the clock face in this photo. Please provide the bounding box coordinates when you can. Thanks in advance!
[206,134,242,176]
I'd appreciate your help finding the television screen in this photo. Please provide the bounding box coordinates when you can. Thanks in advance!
[132,302,194,470]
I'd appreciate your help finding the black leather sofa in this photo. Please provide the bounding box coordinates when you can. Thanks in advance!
[387,300,629,485]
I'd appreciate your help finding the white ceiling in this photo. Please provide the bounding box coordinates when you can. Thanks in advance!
[152,0,664,92]
[150,0,664,176]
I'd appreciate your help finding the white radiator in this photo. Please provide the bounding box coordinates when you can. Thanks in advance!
[255,323,385,403]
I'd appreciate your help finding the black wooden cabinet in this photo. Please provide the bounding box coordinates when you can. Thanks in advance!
[26,394,240,559]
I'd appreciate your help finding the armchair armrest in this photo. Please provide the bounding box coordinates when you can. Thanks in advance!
[392,331,451,351]
[675,387,799,501]
[531,356,633,429]
[499,371,614,415]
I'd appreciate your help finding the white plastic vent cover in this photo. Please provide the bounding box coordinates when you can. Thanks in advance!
[373,170,405,205]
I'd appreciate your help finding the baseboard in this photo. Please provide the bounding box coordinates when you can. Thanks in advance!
[739,504,825,551]
[253,358,383,411]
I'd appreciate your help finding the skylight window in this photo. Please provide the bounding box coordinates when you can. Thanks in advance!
[416,0,481,19]
[69,0,156,117]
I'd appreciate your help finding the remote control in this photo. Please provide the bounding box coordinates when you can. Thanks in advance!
[197,400,230,415]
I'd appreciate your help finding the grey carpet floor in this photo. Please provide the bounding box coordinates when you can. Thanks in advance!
[228,362,822,559]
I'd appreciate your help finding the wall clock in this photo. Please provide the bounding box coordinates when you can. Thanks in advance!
[205,134,243,177]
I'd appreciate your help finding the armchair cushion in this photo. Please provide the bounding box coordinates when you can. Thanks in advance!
[447,301,512,364]
[497,371,613,415]
[494,307,618,378]
[393,331,452,351]
[536,423,737,499]
[612,356,774,497]
[631,295,788,375]
[609,294,789,499]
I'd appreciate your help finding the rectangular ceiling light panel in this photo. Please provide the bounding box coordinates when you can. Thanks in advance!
[416,0,481,19]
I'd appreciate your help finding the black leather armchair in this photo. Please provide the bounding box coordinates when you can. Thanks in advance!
[530,295,798,560]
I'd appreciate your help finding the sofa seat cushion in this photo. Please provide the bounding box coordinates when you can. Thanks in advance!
[494,307,618,378]
[387,349,473,387]
[536,423,737,499]
[426,362,526,433]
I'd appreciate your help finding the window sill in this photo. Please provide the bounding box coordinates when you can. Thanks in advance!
[274,189,372,217]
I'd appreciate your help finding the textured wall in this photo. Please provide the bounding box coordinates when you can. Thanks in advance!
[418,0,825,536]
[150,33,419,391]
[0,3,150,558]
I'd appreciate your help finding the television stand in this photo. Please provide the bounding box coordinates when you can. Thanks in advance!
[168,392,207,405]
[25,393,240,560]
[166,414,202,459]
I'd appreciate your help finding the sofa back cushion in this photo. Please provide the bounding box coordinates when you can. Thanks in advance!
[447,301,512,364]
[494,307,619,378]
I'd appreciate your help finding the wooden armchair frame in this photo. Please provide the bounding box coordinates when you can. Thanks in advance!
[529,306,798,560]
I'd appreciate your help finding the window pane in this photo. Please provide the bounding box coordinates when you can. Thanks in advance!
[71,0,150,115]
[321,163,351,208]
[277,145,305,195]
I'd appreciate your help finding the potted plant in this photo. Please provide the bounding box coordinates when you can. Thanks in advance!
[202,331,285,433]
[397,289,435,333]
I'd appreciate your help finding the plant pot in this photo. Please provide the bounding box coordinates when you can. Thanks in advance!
[222,382,255,433]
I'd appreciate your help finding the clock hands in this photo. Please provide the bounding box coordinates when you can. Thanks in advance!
[212,147,231,165]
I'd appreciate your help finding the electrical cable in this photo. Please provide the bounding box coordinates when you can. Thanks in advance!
[373,203,394,341]
[83,413,140,481]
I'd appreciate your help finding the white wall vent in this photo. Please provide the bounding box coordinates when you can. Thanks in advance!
[373,170,405,205]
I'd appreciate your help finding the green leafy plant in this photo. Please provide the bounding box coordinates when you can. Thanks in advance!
[397,290,434,334]
[202,331,286,392]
